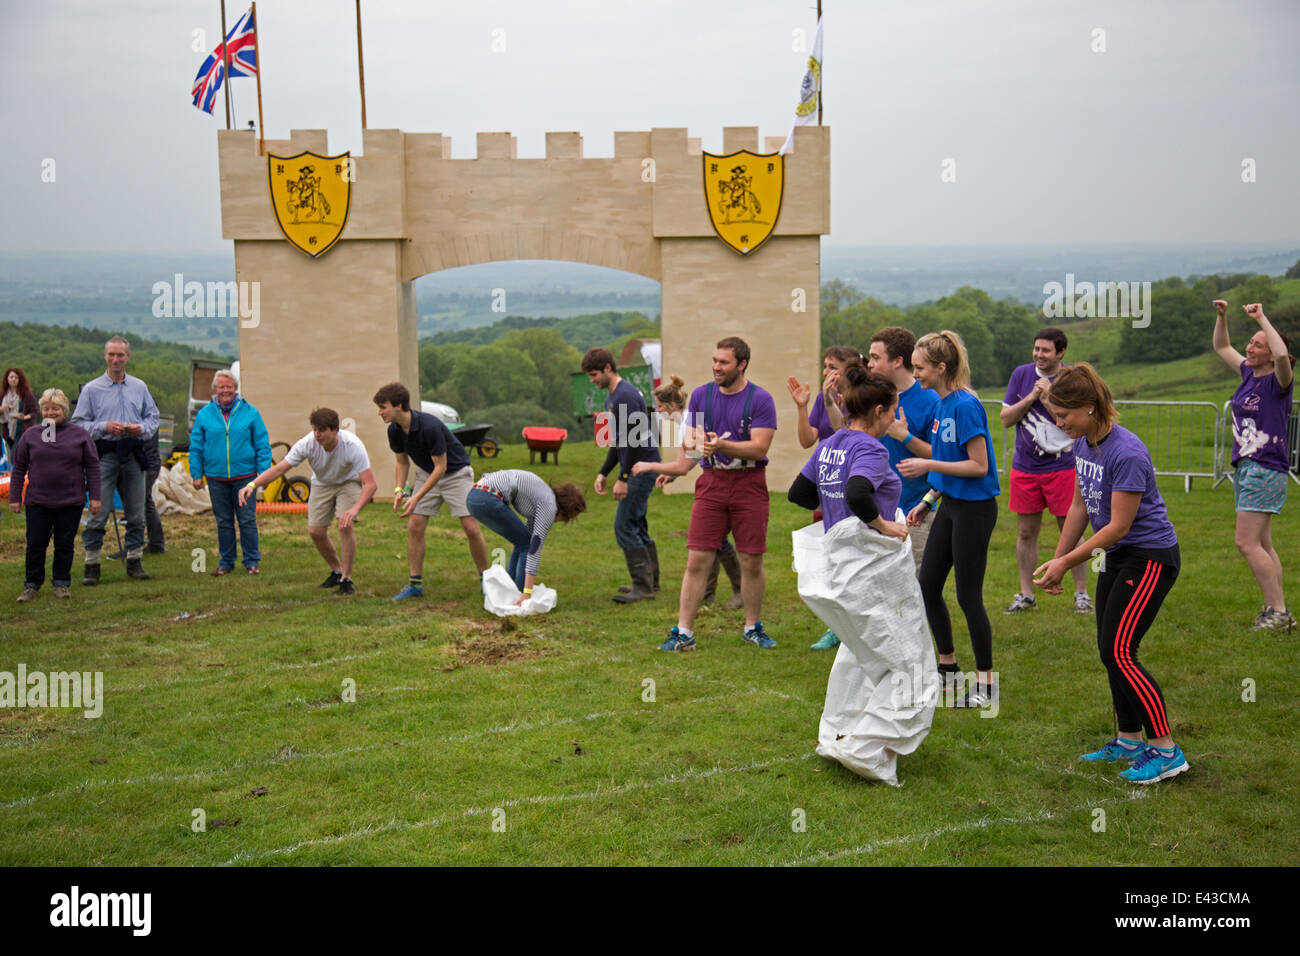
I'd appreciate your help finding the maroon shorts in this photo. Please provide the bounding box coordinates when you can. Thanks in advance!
[687,467,770,554]
[1009,468,1076,517]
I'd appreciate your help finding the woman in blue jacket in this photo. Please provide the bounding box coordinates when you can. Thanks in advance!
[189,370,273,574]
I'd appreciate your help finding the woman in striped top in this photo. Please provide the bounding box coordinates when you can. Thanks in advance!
[468,470,586,603]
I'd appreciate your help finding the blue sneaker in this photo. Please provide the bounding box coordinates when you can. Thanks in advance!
[1120,745,1190,784]
[392,584,424,602]
[810,630,840,651]
[743,622,777,649]
[1080,738,1144,763]
[658,627,696,652]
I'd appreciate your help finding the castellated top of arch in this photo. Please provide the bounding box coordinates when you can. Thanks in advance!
[217,125,829,281]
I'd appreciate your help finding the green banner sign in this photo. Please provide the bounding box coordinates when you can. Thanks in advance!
[571,365,656,419]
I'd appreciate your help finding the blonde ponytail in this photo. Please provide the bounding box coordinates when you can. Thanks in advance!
[916,330,974,394]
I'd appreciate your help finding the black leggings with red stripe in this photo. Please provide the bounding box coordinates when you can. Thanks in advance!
[1095,546,1180,739]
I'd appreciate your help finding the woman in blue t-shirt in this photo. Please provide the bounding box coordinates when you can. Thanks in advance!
[1211,300,1295,632]
[899,331,1001,708]
[1034,364,1188,785]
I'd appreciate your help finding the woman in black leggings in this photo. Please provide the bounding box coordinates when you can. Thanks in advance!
[1033,364,1188,784]
[900,332,1001,707]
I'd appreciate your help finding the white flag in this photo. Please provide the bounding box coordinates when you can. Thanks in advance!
[780,15,823,155]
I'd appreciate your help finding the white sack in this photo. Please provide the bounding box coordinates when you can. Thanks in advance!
[792,515,937,785]
[481,564,557,616]
[155,460,211,516]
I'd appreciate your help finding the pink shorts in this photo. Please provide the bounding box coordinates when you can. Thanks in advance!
[1009,468,1075,517]
[687,467,770,554]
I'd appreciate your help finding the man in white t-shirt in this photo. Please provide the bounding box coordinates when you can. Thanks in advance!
[240,408,378,595]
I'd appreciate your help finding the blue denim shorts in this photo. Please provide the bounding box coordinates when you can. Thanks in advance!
[1234,458,1288,514]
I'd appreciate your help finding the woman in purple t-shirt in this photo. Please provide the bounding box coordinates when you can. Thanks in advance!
[788,365,910,650]
[788,364,908,538]
[1034,365,1189,784]
[1212,300,1295,632]
[786,346,860,449]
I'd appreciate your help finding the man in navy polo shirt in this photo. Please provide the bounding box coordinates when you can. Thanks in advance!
[582,347,663,603]
[374,382,489,601]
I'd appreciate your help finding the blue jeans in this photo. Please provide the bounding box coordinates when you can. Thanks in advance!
[613,471,656,552]
[82,451,145,559]
[468,488,532,590]
[208,479,261,569]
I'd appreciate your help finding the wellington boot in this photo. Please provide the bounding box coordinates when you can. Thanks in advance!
[612,547,656,603]
[720,547,744,608]
[646,540,660,591]
[701,553,721,606]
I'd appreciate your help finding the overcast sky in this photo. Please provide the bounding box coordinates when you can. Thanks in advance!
[2,0,1297,257]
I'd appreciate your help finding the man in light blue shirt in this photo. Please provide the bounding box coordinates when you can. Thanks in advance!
[71,335,160,584]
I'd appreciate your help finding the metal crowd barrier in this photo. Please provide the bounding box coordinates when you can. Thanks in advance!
[1217,400,1300,488]
[979,397,1297,491]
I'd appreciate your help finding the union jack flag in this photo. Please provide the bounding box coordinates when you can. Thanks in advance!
[191,7,258,115]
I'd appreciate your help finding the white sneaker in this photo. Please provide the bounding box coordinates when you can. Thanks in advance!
[1004,593,1036,614]
[1074,592,1094,614]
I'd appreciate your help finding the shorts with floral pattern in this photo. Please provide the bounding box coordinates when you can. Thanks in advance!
[1234,457,1288,514]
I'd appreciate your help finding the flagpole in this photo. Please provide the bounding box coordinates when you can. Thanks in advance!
[252,1,266,155]
[817,0,823,126]
[356,0,368,130]
[220,0,231,130]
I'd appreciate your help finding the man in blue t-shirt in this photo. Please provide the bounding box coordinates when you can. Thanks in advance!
[374,382,489,602]
[582,347,662,603]
[867,326,940,571]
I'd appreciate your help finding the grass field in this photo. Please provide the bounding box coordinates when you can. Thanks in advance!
[1,440,1296,867]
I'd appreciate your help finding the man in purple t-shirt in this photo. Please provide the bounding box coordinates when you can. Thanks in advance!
[1000,327,1091,615]
[659,337,778,652]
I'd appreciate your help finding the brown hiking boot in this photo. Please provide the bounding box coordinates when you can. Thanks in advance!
[126,558,151,580]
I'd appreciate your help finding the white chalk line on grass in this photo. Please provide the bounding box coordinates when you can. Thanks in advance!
[112,650,389,693]
[0,685,790,810]
[778,789,1150,866]
[0,649,727,755]
[218,751,820,866]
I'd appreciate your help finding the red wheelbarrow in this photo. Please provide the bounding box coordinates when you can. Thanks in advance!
[522,426,568,465]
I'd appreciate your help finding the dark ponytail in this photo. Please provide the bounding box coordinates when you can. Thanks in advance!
[839,362,897,423]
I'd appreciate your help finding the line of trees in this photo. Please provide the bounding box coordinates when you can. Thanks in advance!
[0,322,221,446]
[418,311,658,442]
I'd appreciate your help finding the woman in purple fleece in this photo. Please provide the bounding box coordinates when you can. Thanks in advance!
[9,388,101,603]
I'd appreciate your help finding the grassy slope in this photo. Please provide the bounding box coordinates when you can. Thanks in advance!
[1,440,1295,866]
[995,277,1300,404]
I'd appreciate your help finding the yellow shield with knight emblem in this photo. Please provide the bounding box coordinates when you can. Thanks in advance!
[268,151,352,258]
[703,150,784,256]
